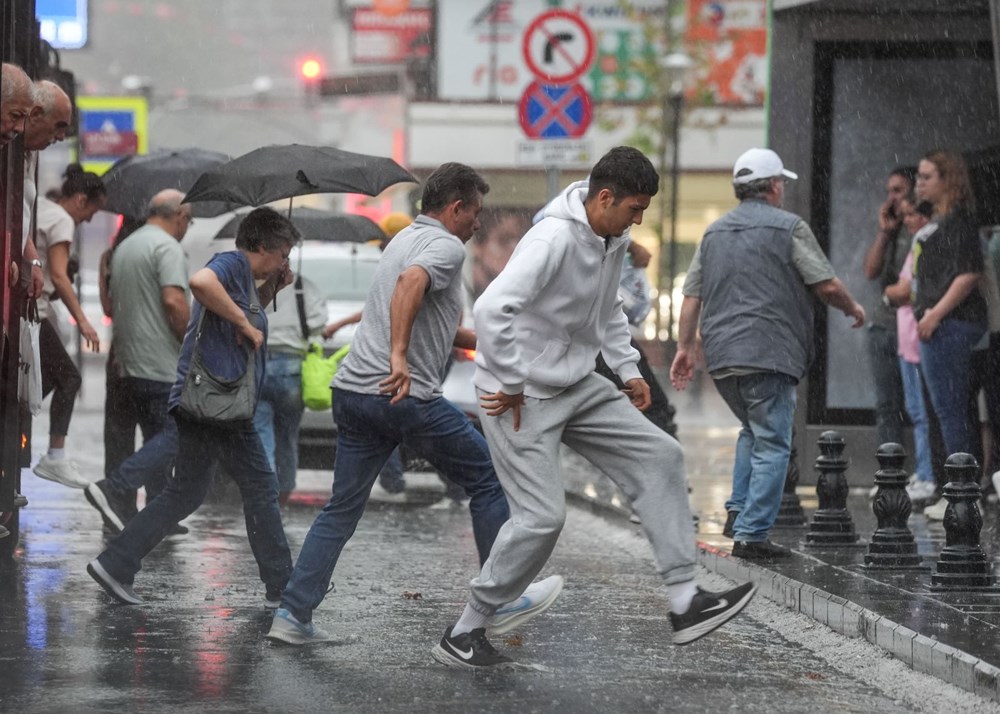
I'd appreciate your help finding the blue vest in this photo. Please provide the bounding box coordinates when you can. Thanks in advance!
[699,200,815,380]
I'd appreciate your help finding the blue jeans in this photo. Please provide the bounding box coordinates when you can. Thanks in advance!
[920,317,985,457]
[281,389,509,623]
[105,377,176,501]
[866,325,905,446]
[253,353,305,493]
[715,372,797,542]
[98,413,292,591]
[377,447,405,493]
[899,359,933,483]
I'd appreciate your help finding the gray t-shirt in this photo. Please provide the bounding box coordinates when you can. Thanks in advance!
[334,215,465,400]
[110,223,189,382]
[683,218,834,297]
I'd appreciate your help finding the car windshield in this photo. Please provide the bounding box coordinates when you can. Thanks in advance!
[294,249,379,302]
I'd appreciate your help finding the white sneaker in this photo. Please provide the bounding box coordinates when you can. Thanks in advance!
[924,498,948,520]
[34,455,90,489]
[906,480,937,501]
[488,575,564,634]
[992,471,1000,500]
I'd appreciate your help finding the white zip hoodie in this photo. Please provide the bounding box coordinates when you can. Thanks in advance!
[473,180,641,399]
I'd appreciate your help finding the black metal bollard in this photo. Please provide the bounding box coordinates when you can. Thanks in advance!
[864,443,924,568]
[804,431,861,547]
[774,428,807,528]
[931,453,995,589]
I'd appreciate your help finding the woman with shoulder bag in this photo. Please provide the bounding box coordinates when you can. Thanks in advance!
[88,208,299,608]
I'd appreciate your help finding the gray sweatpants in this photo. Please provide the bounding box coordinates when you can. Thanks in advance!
[468,373,697,615]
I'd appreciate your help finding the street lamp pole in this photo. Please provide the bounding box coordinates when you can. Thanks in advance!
[656,52,692,343]
[666,83,684,343]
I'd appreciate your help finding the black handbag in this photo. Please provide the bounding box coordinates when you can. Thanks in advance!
[178,295,260,427]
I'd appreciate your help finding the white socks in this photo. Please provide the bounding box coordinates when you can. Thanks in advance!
[451,603,491,637]
[47,447,66,460]
[667,580,698,615]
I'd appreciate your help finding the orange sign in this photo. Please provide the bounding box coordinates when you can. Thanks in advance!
[373,0,410,16]
[686,0,768,106]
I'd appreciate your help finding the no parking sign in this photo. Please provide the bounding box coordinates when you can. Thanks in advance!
[518,9,595,151]
[518,81,592,139]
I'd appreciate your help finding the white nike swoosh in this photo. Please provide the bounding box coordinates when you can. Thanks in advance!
[701,598,729,613]
[447,641,475,660]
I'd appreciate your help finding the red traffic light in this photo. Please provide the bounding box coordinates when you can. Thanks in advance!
[300,58,322,81]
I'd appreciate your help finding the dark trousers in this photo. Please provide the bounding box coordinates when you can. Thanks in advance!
[98,413,292,591]
[104,351,135,478]
[39,317,80,437]
[595,338,677,438]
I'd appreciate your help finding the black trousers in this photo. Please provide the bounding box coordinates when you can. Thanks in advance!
[595,338,678,439]
[38,317,81,437]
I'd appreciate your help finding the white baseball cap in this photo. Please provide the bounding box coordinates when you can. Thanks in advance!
[732,148,798,185]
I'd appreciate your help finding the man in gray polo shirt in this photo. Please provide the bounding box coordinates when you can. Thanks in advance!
[267,162,562,646]
[84,189,191,532]
[671,148,865,560]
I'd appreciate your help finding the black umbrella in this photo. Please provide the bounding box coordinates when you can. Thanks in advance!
[102,148,236,219]
[182,144,417,208]
[214,207,384,244]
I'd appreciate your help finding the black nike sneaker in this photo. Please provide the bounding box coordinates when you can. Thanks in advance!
[431,626,512,669]
[670,582,756,645]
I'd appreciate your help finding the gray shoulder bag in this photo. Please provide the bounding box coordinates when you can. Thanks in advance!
[178,291,260,427]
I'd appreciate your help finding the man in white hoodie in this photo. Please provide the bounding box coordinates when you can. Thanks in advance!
[432,146,756,669]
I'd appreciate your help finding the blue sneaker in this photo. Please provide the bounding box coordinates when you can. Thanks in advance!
[266,608,331,645]
[488,574,564,634]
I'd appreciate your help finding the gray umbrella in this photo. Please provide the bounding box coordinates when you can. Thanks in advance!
[182,144,416,208]
[214,207,384,244]
[102,147,236,219]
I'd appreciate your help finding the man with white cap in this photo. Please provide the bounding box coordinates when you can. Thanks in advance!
[671,147,865,559]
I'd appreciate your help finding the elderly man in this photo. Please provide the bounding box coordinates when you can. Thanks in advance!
[84,190,192,534]
[24,80,73,151]
[1,62,32,148]
[671,148,866,560]
[22,80,73,297]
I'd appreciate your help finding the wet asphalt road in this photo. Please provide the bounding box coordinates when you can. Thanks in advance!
[2,358,995,713]
[1,468,991,714]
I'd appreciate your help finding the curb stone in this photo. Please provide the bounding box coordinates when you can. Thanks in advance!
[695,541,1000,704]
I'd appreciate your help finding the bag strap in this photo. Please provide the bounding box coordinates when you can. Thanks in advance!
[294,274,309,342]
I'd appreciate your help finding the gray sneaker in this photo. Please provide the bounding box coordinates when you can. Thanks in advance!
[87,559,144,605]
[266,608,331,645]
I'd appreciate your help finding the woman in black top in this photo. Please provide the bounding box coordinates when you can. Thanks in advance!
[913,149,986,457]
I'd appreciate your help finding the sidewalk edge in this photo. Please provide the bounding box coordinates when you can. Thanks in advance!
[695,541,1000,703]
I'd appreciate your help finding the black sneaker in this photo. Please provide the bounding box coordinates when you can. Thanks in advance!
[670,583,756,645]
[85,480,129,534]
[431,627,512,669]
[732,540,791,560]
[722,510,738,539]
